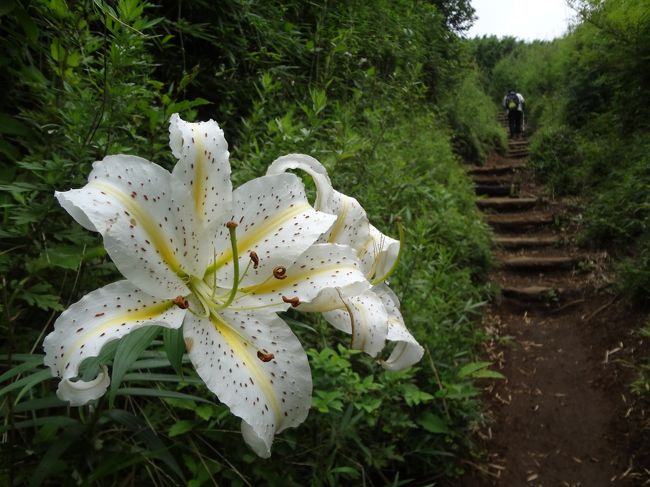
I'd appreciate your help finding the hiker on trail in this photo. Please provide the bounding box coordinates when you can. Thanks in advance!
[503,89,525,138]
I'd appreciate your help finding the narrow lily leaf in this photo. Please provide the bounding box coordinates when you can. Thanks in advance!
[14,369,57,403]
[121,372,202,385]
[0,359,43,384]
[107,409,185,481]
[109,325,162,406]
[85,454,147,484]
[114,387,217,405]
[13,396,67,413]
[163,326,186,376]
[0,416,77,434]
[0,369,51,399]
[30,428,83,487]
[0,353,44,362]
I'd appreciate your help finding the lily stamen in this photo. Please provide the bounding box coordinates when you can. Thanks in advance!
[173,296,190,309]
[273,266,287,280]
[249,251,260,269]
[213,221,241,310]
[257,350,275,362]
[282,296,300,307]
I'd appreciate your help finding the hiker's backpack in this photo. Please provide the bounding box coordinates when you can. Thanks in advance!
[506,93,519,111]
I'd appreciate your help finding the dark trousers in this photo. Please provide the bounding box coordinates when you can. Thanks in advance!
[508,110,523,137]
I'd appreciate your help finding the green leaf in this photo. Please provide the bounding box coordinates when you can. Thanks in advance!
[456,361,493,379]
[417,411,450,434]
[168,419,195,437]
[21,283,63,311]
[471,369,505,379]
[107,410,185,481]
[0,357,43,384]
[0,113,31,136]
[121,372,201,384]
[109,326,161,406]
[329,466,360,478]
[30,428,83,487]
[163,326,185,376]
[13,395,66,413]
[195,404,214,421]
[0,416,78,434]
[0,369,51,400]
[115,387,216,405]
[401,383,434,406]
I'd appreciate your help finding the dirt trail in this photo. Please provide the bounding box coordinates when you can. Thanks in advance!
[460,130,645,486]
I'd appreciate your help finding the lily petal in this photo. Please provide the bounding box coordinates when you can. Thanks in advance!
[322,290,388,357]
[359,225,400,283]
[374,284,424,370]
[183,310,312,458]
[57,365,110,406]
[169,114,232,226]
[236,243,369,312]
[56,155,199,297]
[208,173,336,286]
[43,281,186,405]
[266,154,371,252]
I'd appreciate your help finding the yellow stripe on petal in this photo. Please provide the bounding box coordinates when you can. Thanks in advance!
[64,300,175,366]
[241,264,361,296]
[206,202,312,274]
[89,181,183,274]
[210,315,282,425]
[326,199,349,243]
[192,128,206,216]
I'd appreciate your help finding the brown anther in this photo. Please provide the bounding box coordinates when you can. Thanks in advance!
[273,266,287,280]
[249,251,260,269]
[226,220,238,229]
[173,296,189,309]
[257,350,275,362]
[282,296,300,308]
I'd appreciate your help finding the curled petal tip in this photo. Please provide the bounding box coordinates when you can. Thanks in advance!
[56,365,110,406]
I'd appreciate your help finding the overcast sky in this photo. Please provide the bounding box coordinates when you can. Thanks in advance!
[467,0,577,41]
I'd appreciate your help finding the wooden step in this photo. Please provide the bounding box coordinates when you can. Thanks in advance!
[508,140,529,146]
[477,197,538,211]
[494,236,562,249]
[475,184,513,197]
[500,255,580,271]
[468,163,526,176]
[501,285,584,302]
[472,174,516,185]
[485,212,554,229]
[507,152,529,159]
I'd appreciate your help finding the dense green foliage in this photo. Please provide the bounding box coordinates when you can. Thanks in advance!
[0,1,503,485]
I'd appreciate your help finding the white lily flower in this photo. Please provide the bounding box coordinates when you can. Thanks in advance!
[44,115,369,458]
[267,155,424,369]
